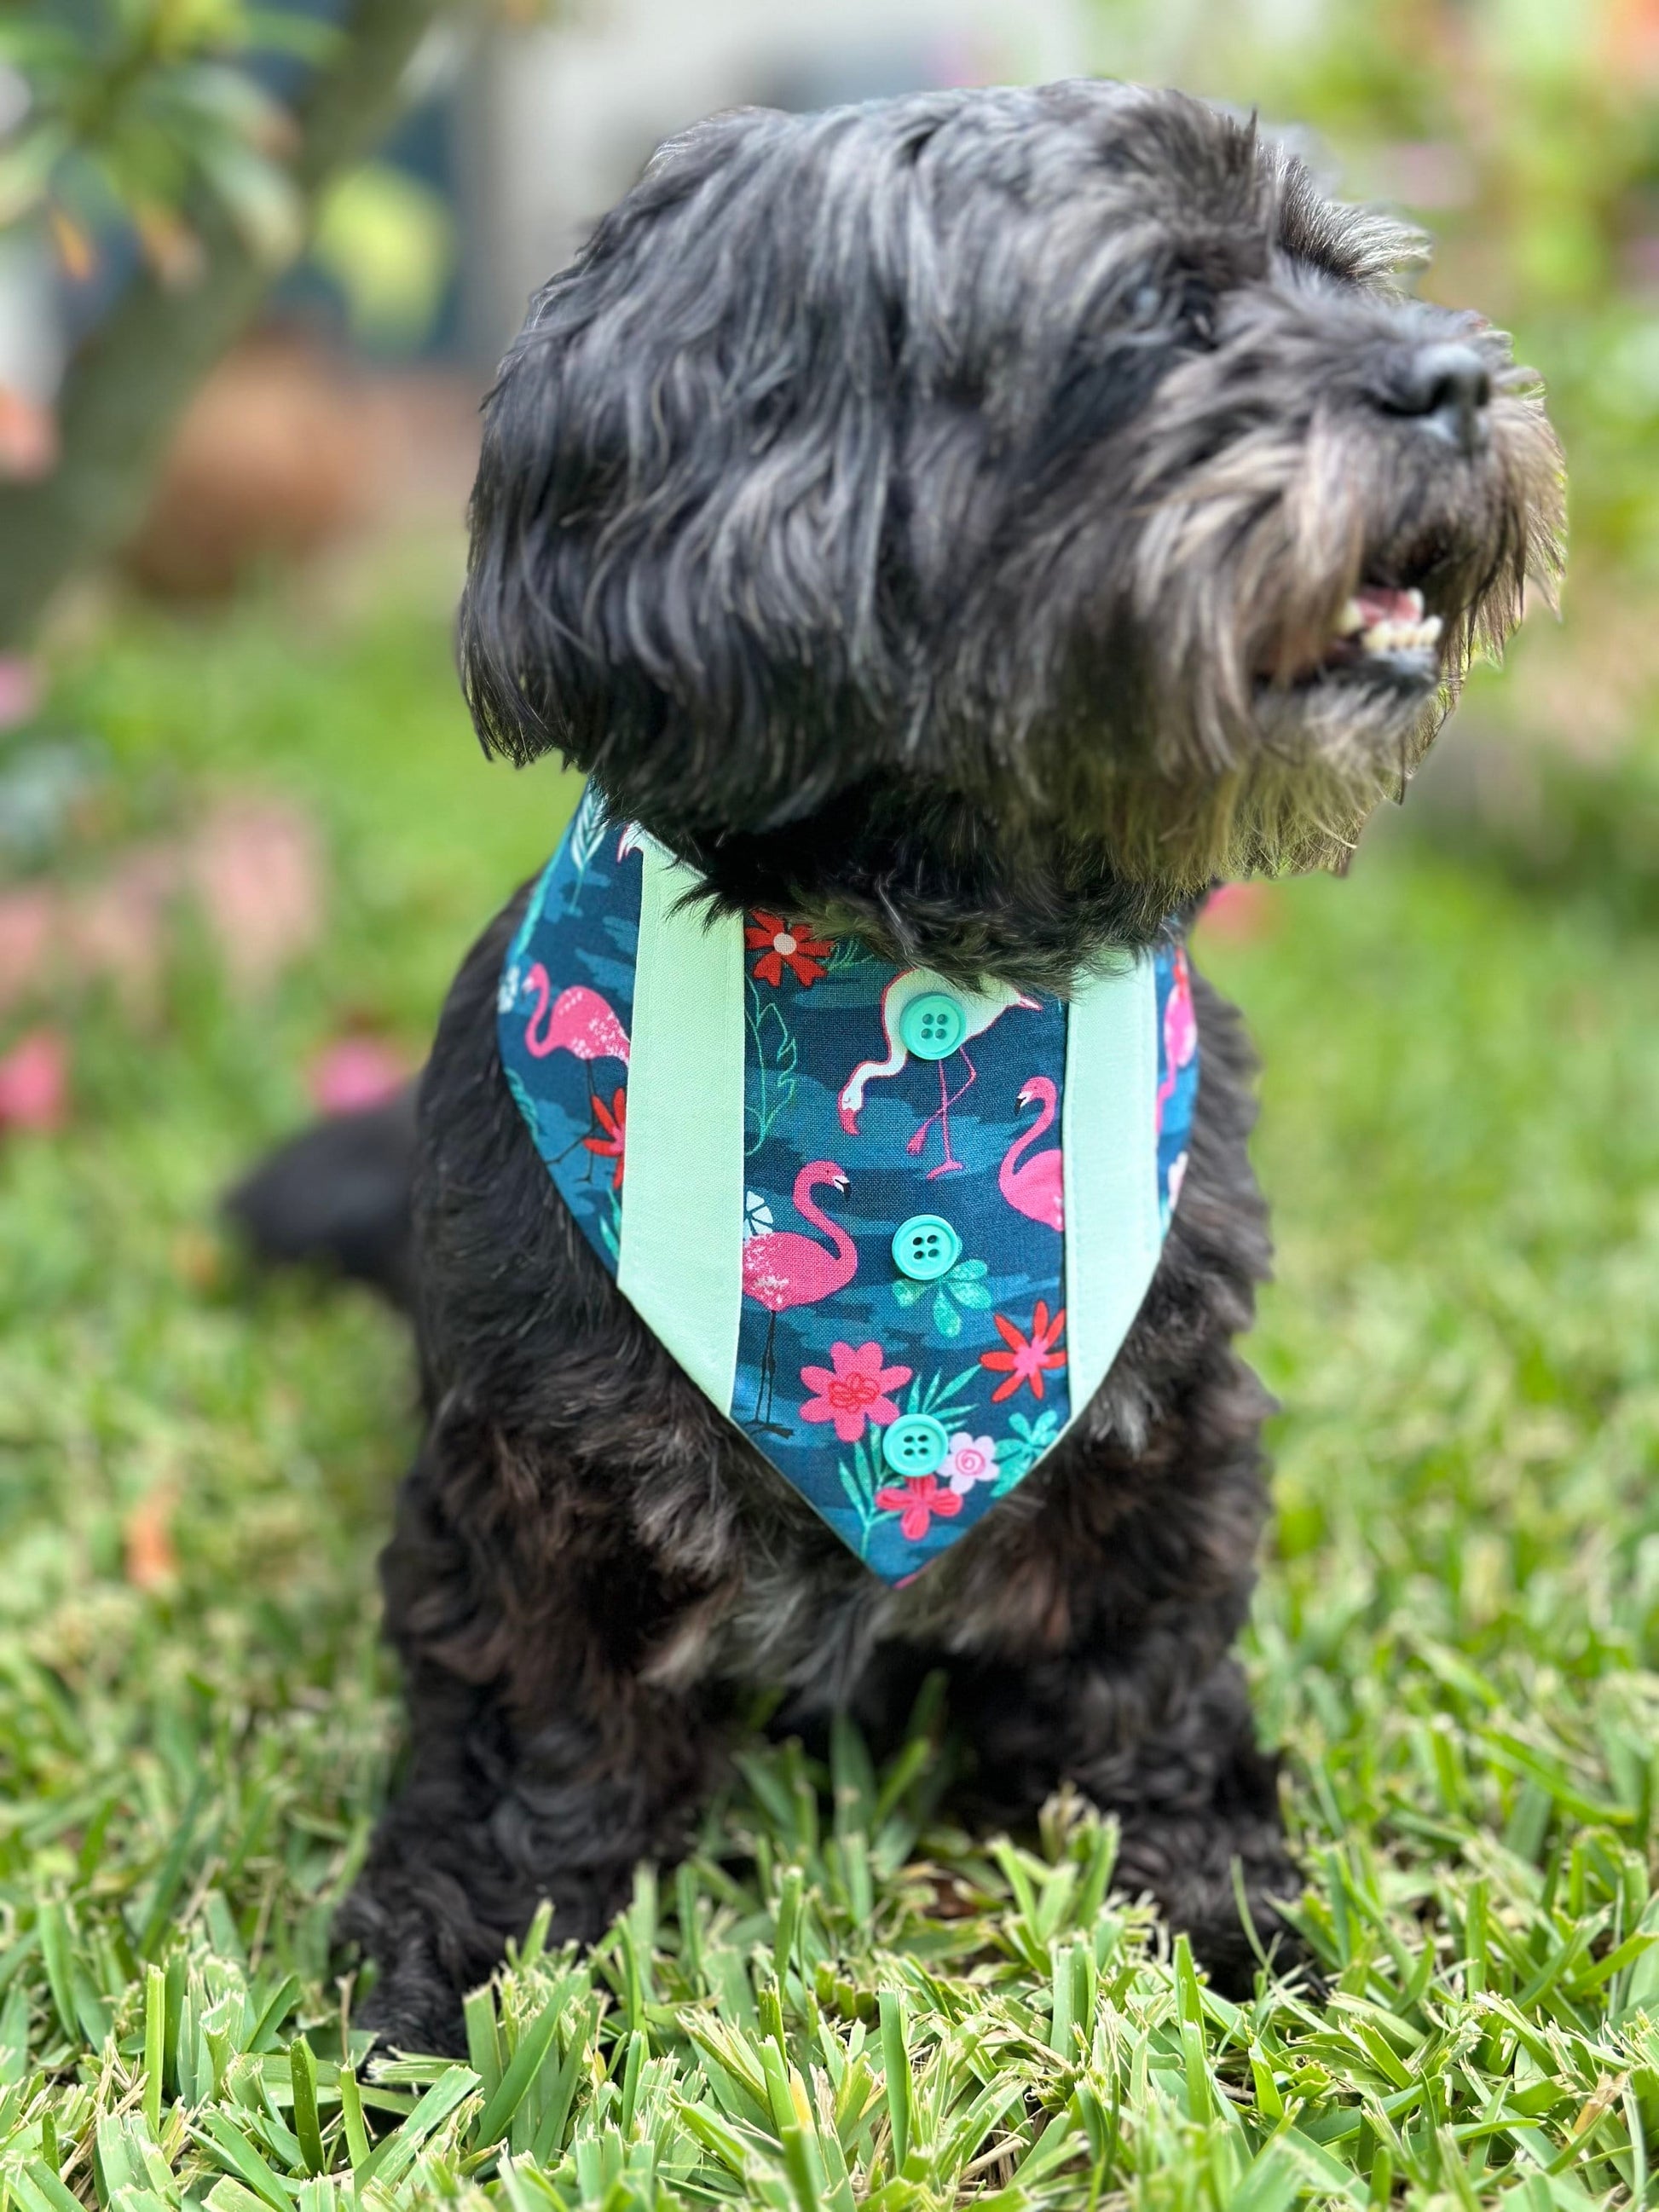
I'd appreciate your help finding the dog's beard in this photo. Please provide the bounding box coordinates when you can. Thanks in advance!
[1074,373,1565,893]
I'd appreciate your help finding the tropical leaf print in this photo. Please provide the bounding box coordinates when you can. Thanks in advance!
[835,1434,884,1552]
[891,1255,994,1338]
[904,1365,981,1423]
[504,854,556,970]
[744,984,799,1157]
[598,1189,622,1265]
[993,1408,1061,1493]
[505,1063,539,1130]
[825,936,870,974]
[567,783,610,885]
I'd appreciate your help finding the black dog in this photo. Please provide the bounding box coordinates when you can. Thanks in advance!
[233,80,1561,2051]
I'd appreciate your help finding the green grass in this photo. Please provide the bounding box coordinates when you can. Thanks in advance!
[3,569,1659,2209]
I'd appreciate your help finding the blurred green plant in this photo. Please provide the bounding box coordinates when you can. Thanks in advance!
[0,3,339,285]
[0,0,552,651]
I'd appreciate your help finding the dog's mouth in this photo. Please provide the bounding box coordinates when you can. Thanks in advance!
[1261,581,1446,695]
[1315,584,1443,683]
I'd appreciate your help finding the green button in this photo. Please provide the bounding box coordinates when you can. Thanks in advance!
[892,1214,962,1282]
[881,1413,951,1478]
[899,992,967,1060]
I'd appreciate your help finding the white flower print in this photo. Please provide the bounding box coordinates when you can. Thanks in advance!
[944,1431,998,1495]
[743,1191,774,1241]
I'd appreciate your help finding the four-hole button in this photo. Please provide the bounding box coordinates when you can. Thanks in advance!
[892,1214,962,1282]
[899,991,967,1060]
[882,1413,951,1478]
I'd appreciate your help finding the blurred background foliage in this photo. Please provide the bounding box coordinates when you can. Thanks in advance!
[0,0,465,344]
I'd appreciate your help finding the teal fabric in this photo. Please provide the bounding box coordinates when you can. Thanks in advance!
[497,785,1199,1583]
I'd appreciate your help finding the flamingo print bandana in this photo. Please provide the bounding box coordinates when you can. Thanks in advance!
[498,785,1198,1585]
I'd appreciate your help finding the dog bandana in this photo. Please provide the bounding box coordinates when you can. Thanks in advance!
[498,785,1198,1585]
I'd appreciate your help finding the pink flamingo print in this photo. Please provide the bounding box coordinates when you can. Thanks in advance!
[523,972,630,1068]
[838,973,1038,1176]
[1156,947,1197,1134]
[998,1076,1064,1230]
[742,1159,858,1434]
[523,968,630,1163]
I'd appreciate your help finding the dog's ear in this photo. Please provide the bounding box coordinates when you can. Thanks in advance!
[459,107,925,838]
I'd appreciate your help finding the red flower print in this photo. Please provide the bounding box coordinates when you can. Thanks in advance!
[874,1474,963,1543]
[745,910,835,988]
[582,1087,626,1189]
[799,1339,913,1444]
[980,1301,1067,1404]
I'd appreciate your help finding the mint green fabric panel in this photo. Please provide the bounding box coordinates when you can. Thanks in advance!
[616,849,746,1407]
[1061,955,1162,1412]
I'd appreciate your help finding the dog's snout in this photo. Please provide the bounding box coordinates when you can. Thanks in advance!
[1381,341,1493,456]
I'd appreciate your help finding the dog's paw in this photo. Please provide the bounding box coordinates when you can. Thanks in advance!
[334,1888,470,2060]
[353,1975,468,2063]
[1181,1891,1323,2006]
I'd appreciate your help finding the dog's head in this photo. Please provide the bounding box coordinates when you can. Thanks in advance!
[461,82,1563,974]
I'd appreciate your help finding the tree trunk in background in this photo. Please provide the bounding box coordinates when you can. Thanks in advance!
[0,0,449,651]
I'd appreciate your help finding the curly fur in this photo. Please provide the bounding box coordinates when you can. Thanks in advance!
[236,80,1565,2049]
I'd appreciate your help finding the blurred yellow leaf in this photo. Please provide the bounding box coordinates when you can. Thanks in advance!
[45,201,92,280]
[312,161,455,348]
[133,199,205,288]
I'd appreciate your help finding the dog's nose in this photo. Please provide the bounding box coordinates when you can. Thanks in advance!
[1385,342,1492,456]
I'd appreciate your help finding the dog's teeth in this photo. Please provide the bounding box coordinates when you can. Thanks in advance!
[1357,613,1443,657]
[1336,597,1366,637]
[1404,588,1425,619]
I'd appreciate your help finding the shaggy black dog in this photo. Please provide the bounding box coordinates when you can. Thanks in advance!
[232,79,1562,2052]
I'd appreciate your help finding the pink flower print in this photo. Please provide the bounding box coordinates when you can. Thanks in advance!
[943,1432,998,1496]
[874,1475,963,1542]
[799,1339,913,1444]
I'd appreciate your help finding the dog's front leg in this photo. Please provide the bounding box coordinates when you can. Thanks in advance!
[957,1640,1299,1995]
[1065,1653,1300,1995]
[337,1415,724,2053]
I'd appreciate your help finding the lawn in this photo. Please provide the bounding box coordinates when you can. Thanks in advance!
[3,565,1659,2211]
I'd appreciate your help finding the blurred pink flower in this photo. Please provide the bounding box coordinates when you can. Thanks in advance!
[0,656,42,731]
[1197,881,1278,945]
[188,800,323,989]
[0,887,54,1009]
[0,1028,67,1131]
[309,1036,410,1115]
[0,794,325,1017]
[0,390,57,484]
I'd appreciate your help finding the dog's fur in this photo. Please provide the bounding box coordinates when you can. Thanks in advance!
[235,80,1562,2050]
